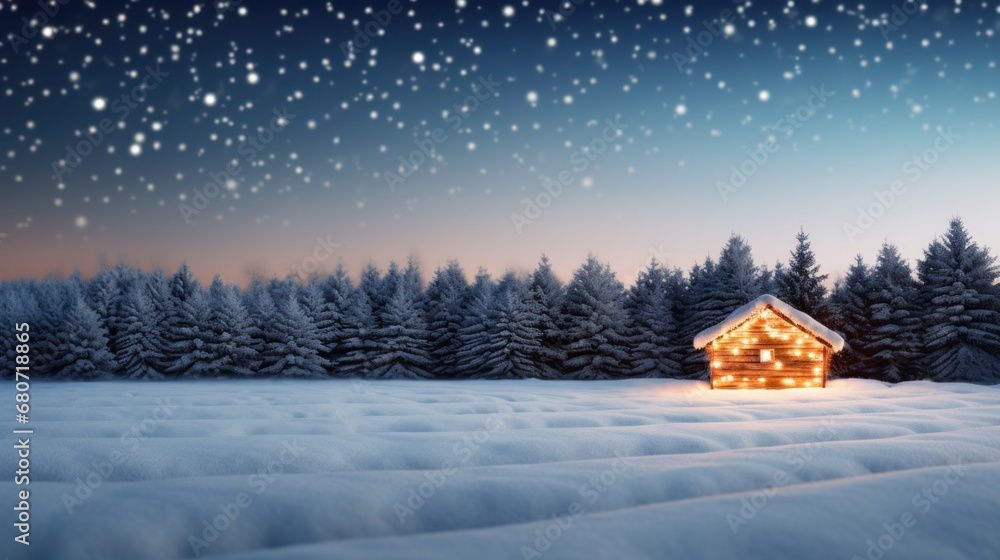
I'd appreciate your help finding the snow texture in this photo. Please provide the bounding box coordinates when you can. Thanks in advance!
[693,294,845,352]
[1,378,998,559]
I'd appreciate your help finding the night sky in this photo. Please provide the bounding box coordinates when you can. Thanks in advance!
[1,0,998,285]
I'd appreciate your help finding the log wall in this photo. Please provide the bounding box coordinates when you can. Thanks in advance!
[707,307,830,389]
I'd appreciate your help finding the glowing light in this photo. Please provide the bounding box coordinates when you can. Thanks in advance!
[813,367,822,374]
[775,361,783,369]
[783,378,795,385]
[712,361,722,368]
[758,378,766,383]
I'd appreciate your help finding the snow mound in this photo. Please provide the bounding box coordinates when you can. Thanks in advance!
[693,294,845,352]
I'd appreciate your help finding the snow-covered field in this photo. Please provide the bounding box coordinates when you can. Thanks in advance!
[3,379,1000,560]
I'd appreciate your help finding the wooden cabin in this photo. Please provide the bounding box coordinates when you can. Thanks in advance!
[692,295,844,389]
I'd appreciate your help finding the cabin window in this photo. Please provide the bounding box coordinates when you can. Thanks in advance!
[760,349,774,363]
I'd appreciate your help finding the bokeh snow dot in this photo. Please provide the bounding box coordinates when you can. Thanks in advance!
[92,97,107,111]
[758,90,770,102]
[412,51,425,64]
[204,93,218,107]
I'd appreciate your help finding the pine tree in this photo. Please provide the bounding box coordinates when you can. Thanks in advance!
[114,282,167,379]
[560,255,631,379]
[456,270,497,377]
[626,261,684,378]
[473,272,548,379]
[777,229,829,317]
[678,258,724,378]
[200,277,259,377]
[828,256,875,378]
[917,218,1000,382]
[29,278,72,376]
[336,284,379,376]
[256,288,329,378]
[527,256,567,376]
[298,280,337,370]
[46,281,116,378]
[867,243,921,382]
[369,281,433,378]
[424,261,469,377]
[162,263,210,376]
[716,234,765,310]
[319,265,370,375]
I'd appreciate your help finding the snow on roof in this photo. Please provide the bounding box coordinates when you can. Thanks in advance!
[692,294,845,352]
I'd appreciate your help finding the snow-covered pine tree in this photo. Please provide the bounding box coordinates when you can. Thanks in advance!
[559,255,631,379]
[776,229,829,317]
[0,282,39,378]
[318,265,367,375]
[369,280,433,378]
[336,283,379,377]
[48,281,116,378]
[423,260,469,377]
[298,280,337,370]
[162,263,210,376]
[626,261,684,378]
[470,272,548,379]
[866,243,922,382]
[716,234,765,309]
[678,258,724,378]
[528,256,567,376]
[828,255,875,378]
[256,287,329,378]
[114,281,167,379]
[455,269,496,377]
[916,218,1000,382]
[199,277,259,377]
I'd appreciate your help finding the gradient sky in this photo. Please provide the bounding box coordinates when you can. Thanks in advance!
[1,0,998,286]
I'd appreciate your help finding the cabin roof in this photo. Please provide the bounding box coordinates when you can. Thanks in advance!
[692,294,845,352]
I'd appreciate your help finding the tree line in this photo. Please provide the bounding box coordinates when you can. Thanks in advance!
[2,218,998,383]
